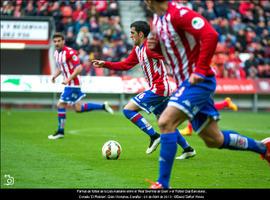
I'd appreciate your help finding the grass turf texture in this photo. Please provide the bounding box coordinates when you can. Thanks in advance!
[1,110,270,188]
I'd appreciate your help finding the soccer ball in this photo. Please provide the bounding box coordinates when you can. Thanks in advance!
[102,140,122,160]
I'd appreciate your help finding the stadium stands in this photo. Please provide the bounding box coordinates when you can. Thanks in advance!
[1,0,133,76]
[1,0,269,78]
[141,0,270,79]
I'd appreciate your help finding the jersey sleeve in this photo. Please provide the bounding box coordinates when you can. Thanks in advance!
[173,7,218,76]
[67,50,80,67]
[104,48,139,71]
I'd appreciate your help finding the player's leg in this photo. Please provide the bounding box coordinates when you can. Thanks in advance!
[48,101,67,140]
[150,76,218,189]
[175,128,196,160]
[72,89,114,114]
[152,106,188,189]
[74,101,114,114]
[214,97,238,111]
[74,101,103,112]
[154,101,196,159]
[189,85,269,163]
[123,100,160,154]
[200,119,268,157]
[163,126,197,160]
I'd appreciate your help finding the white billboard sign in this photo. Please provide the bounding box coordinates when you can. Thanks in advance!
[1,21,49,40]
[0,75,124,93]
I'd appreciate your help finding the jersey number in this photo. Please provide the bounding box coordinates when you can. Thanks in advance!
[175,87,185,97]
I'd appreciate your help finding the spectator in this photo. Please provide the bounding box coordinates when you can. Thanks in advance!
[24,1,36,16]
[1,1,14,16]
[88,16,99,33]
[36,0,49,16]
[80,36,92,54]
[72,2,87,22]
[13,4,22,17]
[244,53,258,79]
[202,1,217,21]
[65,30,78,50]
[89,34,103,60]
[49,1,61,21]
[226,62,246,79]
[94,0,108,14]
[76,26,92,47]
[175,0,193,10]
[2,0,268,78]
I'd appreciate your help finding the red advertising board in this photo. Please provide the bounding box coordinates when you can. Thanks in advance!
[122,77,260,94]
[254,79,270,94]
[122,76,177,94]
[216,79,256,94]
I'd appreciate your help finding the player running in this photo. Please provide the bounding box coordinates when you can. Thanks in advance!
[92,21,196,159]
[48,32,114,140]
[145,0,270,189]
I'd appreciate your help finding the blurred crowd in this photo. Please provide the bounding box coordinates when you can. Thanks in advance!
[143,0,270,79]
[1,0,270,79]
[1,0,132,76]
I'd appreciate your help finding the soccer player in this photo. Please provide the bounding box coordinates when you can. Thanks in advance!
[181,97,238,136]
[144,0,270,189]
[48,32,114,140]
[92,21,196,159]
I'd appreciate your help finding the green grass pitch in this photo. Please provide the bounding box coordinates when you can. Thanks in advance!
[1,110,270,188]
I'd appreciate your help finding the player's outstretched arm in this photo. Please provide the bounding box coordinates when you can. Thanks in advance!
[92,60,105,68]
[92,49,138,71]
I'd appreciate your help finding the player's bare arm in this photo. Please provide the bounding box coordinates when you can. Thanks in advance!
[52,68,62,83]
[62,65,83,85]
[92,60,105,68]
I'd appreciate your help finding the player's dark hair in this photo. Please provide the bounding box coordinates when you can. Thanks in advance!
[53,32,65,40]
[130,21,150,38]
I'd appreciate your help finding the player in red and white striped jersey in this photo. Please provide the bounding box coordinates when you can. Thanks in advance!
[92,21,196,158]
[151,1,217,86]
[101,35,171,97]
[145,0,270,189]
[153,1,239,136]
[48,32,114,140]
[53,45,81,87]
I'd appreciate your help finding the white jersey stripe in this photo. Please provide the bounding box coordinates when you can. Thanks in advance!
[161,61,169,96]
[161,15,182,85]
[143,48,153,87]
[166,18,189,79]
[138,47,149,85]
[140,47,152,85]
[60,51,68,78]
